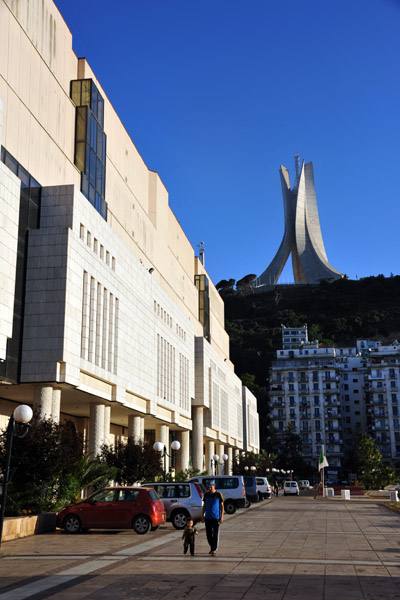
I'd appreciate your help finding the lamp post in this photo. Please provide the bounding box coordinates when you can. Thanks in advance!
[0,405,33,547]
[212,453,228,475]
[153,440,181,482]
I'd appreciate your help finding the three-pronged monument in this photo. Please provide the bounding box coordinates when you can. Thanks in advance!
[255,156,342,287]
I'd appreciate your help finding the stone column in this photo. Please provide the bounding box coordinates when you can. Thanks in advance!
[51,388,61,423]
[128,414,144,442]
[155,423,169,472]
[89,403,105,456]
[34,385,53,420]
[191,406,204,471]
[205,440,215,475]
[227,447,233,475]
[103,404,111,447]
[175,430,190,473]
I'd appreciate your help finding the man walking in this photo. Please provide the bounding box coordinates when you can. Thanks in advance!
[201,480,224,557]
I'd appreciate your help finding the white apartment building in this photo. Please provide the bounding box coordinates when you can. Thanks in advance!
[270,326,400,478]
[363,342,400,469]
[0,0,259,473]
[270,335,343,475]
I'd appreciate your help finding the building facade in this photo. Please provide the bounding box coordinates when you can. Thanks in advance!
[0,0,259,473]
[269,326,400,480]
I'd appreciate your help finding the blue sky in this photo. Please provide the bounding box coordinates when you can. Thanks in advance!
[55,0,399,286]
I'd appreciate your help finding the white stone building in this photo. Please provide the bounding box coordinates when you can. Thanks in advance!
[0,0,259,473]
[269,327,400,478]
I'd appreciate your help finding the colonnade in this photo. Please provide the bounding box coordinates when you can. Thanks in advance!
[33,385,239,474]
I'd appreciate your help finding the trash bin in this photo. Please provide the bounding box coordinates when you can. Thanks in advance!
[327,487,335,498]
[341,489,350,500]
[390,491,399,502]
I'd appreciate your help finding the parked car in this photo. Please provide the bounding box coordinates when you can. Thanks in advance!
[56,487,166,535]
[283,481,299,496]
[188,475,247,514]
[256,477,272,500]
[243,475,259,503]
[145,481,204,529]
[298,480,310,490]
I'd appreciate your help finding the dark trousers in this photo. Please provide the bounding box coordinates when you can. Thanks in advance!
[205,518,220,552]
[183,539,195,555]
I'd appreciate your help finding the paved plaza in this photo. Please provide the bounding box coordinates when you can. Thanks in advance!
[1,496,400,599]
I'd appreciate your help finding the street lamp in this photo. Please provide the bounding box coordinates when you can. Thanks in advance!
[0,405,33,547]
[153,440,181,482]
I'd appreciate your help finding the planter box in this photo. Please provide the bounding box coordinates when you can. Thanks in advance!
[1,513,56,542]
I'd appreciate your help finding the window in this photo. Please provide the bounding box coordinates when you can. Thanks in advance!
[314,396,319,405]
[71,79,107,220]
[289,383,295,391]
[194,274,210,342]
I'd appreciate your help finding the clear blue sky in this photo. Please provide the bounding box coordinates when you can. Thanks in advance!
[55,0,399,286]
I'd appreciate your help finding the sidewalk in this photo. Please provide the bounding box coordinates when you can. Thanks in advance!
[0,496,400,599]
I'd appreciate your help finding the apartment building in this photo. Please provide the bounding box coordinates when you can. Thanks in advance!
[269,326,400,478]
[0,0,259,473]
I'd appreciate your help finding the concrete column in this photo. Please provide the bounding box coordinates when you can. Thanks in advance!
[227,447,233,475]
[34,385,53,420]
[155,423,169,472]
[103,405,111,447]
[89,403,105,456]
[51,388,61,423]
[128,415,144,442]
[175,430,190,473]
[191,406,204,471]
[205,440,215,475]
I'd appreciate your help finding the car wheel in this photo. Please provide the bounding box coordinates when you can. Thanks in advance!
[132,515,151,535]
[171,510,189,530]
[224,500,236,515]
[63,514,81,534]
[244,497,251,509]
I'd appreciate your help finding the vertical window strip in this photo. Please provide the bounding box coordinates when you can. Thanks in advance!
[113,298,119,374]
[95,282,103,366]
[163,339,167,400]
[102,288,109,370]
[157,334,161,397]
[81,271,90,359]
[108,293,114,372]
[88,276,97,363]
[172,347,176,404]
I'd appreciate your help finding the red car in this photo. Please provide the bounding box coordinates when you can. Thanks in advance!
[56,487,166,534]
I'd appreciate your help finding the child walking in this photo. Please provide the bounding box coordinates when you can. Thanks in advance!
[182,518,198,556]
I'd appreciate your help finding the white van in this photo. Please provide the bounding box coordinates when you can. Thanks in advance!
[256,477,272,500]
[298,480,310,490]
[188,475,247,514]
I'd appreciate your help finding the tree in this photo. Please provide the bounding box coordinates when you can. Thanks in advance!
[215,278,236,292]
[236,274,257,291]
[100,438,162,484]
[357,434,396,489]
[0,414,115,515]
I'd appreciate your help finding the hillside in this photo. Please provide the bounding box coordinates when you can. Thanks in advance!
[220,275,400,440]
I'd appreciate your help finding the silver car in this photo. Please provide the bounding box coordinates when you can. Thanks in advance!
[146,482,204,529]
